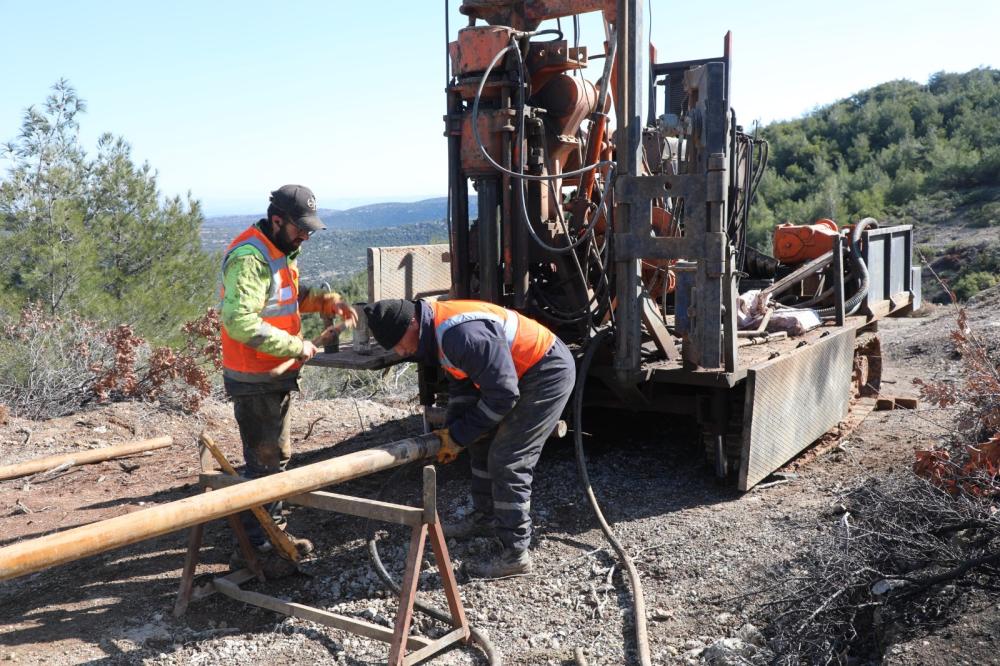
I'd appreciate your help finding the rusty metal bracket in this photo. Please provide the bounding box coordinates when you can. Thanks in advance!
[614,173,704,204]
[177,463,469,666]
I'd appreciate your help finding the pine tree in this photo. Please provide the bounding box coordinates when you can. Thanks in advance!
[0,80,218,343]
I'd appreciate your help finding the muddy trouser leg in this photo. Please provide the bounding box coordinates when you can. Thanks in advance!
[446,386,494,515]
[232,391,292,547]
[489,341,575,552]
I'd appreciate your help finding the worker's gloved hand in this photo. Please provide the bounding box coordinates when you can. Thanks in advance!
[337,302,358,329]
[434,428,464,464]
[301,289,357,327]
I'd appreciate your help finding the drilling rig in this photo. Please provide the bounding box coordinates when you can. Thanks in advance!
[329,0,921,490]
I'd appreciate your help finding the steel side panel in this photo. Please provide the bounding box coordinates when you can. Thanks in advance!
[368,244,452,302]
[738,328,856,490]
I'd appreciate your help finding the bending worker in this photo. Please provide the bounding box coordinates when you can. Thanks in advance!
[364,298,575,578]
[220,184,356,566]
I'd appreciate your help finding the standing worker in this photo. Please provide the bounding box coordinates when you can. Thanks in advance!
[364,298,575,578]
[220,184,356,568]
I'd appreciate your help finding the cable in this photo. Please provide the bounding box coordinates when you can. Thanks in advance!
[470,37,615,256]
[444,0,450,88]
[470,43,614,182]
[573,329,652,666]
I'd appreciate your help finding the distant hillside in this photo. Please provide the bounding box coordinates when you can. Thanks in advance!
[205,197,478,232]
[753,67,1000,301]
[203,220,449,285]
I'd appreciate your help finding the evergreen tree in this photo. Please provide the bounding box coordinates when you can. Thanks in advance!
[0,80,217,343]
[0,79,89,313]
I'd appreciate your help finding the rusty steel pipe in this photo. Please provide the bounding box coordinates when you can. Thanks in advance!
[0,433,440,581]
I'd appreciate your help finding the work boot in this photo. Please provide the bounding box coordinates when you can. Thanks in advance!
[229,545,299,579]
[442,510,496,539]
[465,547,533,579]
[283,532,315,558]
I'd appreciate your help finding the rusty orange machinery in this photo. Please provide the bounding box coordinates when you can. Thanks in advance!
[773,219,848,265]
[449,24,597,179]
[446,0,679,309]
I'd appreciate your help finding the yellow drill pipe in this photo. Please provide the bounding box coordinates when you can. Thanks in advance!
[0,433,440,581]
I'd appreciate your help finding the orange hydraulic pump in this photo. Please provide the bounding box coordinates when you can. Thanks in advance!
[773,218,841,264]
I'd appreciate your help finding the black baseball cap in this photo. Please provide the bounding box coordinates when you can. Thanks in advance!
[269,184,326,233]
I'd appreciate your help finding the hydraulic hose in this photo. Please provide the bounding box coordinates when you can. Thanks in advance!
[774,218,877,320]
[470,39,616,256]
[366,466,501,665]
[573,329,652,666]
[813,217,876,319]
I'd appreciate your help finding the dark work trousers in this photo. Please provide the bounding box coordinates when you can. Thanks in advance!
[232,391,293,547]
[452,339,575,552]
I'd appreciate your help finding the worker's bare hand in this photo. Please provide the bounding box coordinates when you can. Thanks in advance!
[300,340,319,361]
[337,303,358,329]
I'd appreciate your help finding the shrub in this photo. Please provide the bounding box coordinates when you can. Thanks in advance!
[0,304,221,419]
[951,271,999,301]
[300,362,416,402]
[968,201,1000,228]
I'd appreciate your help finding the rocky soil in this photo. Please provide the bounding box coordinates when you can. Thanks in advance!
[1,286,998,665]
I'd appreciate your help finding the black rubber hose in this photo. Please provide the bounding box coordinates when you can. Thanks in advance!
[366,465,501,664]
[573,328,652,666]
[775,218,877,320]
[810,217,877,319]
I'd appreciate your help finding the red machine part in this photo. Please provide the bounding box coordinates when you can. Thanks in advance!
[450,26,516,78]
[773,218,840,265]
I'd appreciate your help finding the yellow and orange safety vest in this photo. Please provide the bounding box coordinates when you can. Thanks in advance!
[429,300,555,380]
[221,226,302,381]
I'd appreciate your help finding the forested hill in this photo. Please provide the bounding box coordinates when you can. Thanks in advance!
[205,197,478,232]
[751,68,1000,300]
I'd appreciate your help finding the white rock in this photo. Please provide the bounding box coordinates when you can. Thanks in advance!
[735,622,765,647]
[651,608,673,621]
[703,637,756,665]
[871,578,907,595]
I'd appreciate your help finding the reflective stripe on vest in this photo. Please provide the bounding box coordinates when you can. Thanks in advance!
[430,300,554,380]
[220,226,301,381]
[221,235,298,318]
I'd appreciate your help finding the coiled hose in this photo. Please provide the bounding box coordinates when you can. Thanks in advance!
[366,466,501,664]
[780,217,877,319]
[573,328,652,666]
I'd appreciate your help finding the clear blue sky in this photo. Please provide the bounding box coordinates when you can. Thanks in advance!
[1,1,996,215]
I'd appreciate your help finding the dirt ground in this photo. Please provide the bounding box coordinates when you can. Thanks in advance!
[1,286,998,665]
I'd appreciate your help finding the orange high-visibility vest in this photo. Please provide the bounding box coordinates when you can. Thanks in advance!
[221,226,301,381]
[430,300,555,380]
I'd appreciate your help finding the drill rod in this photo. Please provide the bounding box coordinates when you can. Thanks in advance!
[0,433,440,581]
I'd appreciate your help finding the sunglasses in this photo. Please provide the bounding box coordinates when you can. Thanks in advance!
[284,217,316,239]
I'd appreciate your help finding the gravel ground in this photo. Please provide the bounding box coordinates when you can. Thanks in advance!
[2,286,998,664]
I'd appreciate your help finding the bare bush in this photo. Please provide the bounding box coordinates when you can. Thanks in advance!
[300,362,416,402]
[0,304,221,419]
[756,473,1000,665]
[755,306,1000,664]
[913,307,1000,441]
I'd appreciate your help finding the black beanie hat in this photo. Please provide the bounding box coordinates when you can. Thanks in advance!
[364,299,416,350]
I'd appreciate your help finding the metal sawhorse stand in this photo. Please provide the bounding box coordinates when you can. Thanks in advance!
[173,450,469,666]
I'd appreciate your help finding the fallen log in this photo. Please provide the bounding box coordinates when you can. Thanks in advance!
[0,436,174,482]
[0,433,440,581]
